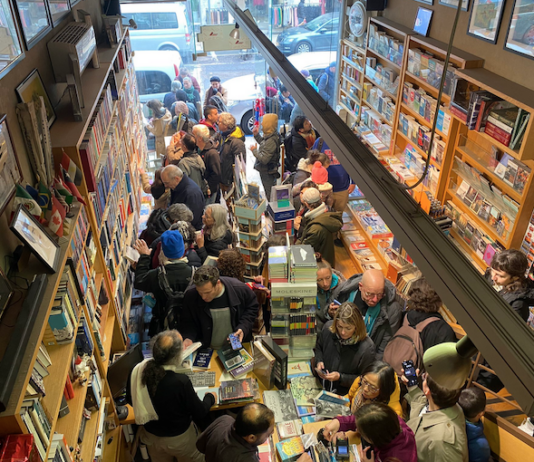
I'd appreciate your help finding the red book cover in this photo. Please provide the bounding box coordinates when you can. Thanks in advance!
[79,146,96,192]
[449,104,468,123]
[65,376,75,400]
[484,121,512,146]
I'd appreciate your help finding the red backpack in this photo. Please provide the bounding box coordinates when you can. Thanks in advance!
[383,316,440,376]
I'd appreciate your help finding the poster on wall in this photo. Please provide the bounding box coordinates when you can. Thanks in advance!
[16,69,56,128]
[0,115,23,217]
[467,0,506,43]
[439,0,470,11]
[505,0,534,60]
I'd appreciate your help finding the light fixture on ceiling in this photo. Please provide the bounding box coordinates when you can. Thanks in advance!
[229,23,240,39]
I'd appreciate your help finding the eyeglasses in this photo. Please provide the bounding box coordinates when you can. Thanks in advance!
[362,290,384,299]
[361,377,379,393]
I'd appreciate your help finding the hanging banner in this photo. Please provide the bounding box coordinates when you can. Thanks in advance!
[197,25,251,52]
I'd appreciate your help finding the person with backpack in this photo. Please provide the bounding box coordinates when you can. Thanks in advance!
[318,62,337,107]
[313,302,376,396]
[177,134,209,197]
[284,116,319,173]
[291,150,329,211]
[193,124,221,205]
[251,113,281,200]
[181,266,259,349]
[134,230,193,335]
[383,278,456,376]
[330,270,402,360]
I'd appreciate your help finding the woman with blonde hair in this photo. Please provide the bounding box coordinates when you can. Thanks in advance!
[313,301,376,395]
[196,204,233,261]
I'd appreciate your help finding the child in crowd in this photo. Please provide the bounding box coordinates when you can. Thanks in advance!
[458,387,491,462]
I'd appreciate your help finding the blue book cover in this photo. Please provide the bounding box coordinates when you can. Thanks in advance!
[49,307,74,342]
[193,349,214,369]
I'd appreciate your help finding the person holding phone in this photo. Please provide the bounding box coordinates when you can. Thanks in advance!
[401,368,468,462]
[313,302,375,395]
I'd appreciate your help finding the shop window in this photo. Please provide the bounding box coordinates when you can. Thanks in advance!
[136,70,171,95]
[152,12,179,29]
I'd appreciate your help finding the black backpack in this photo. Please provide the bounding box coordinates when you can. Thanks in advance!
[283,131,295,172]
[157,265,196,332]
[142,209,171,246]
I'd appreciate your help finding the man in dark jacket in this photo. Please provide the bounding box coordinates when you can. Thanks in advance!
[318,62,336,107]
[161,165,205,230]
[285,116,319,172]
[296,188,342,266]
[218,112,246,190]
[193,124,221,204]
[278,86,296,123]
[330,270,402,359]
[177,134,208,196]
[197,404,279,462]
[182,266,259,349]
[134,230,193,335]
[199,105,219,140]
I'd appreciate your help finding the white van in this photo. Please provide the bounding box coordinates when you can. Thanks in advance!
[120,2,193,63]
[133,50,182,116]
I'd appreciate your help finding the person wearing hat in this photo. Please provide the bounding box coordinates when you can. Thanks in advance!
[296,187,342,266]
[146,99,172,157]
[300,69,318,92]
[204,76,228,108]
[134,230,193,335]
[318,62,337,107]
[251,113,281,199]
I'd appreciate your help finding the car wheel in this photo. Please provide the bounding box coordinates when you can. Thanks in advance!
[160,45,178,51]
[241,110,255,136]
[296,42,312,53]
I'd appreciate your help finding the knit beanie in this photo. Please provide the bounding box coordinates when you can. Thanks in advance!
[300,69,310,78]
[160,230,185,259]
[210,76,221,82]
[311,161,328,185]
[302,187,321,204]
[266,86,278,97]
[262,114,278,135]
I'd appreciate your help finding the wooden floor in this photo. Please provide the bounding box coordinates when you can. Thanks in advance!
[335,244,360,279]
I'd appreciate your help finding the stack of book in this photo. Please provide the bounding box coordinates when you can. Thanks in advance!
[20,394,53,461]
[85,363,103,411]
[262,389,299,423]
[289,245,317,283]
[268,246,289,282]
[219,378,255,404]
[48,434,73,462]
[218,347,254,379]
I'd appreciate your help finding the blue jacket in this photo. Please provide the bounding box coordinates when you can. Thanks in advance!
[312,139,352,192]
[318,67,336,106]
[465,420,491,462]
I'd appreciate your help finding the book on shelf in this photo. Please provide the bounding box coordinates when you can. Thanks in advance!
[219,378,255,403]
[58,394,70,419]
[262,389,299,423]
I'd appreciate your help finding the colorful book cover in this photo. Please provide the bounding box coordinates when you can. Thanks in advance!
[290,376,322,406]
[219,378,254,402]
[275,437,305,462]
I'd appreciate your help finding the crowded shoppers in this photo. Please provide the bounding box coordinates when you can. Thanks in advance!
[177,134,208,197]
[251,113,281,199]
[192,124,221,204]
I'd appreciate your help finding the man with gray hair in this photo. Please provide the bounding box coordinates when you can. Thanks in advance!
[164,80,182,111]
[193,124,221,204]
[161,165,205,230]
[218,112,246,193]
[127,329,215,462]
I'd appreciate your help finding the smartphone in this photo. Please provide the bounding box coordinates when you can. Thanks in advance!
[402,360,418,387]
[229,333,242,351]
[336,437,350,460]
[361,438,373,460]
[333,299,341,305]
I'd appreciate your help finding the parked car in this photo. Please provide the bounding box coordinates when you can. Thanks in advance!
[277,13,339,55]
[121,2,193,62]
[223,51,337,135]
[133,50,181,117]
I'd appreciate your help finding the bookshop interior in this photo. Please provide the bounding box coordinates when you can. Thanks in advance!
[1,0,534,461]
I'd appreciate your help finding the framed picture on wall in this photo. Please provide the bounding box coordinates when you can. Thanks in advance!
[16,69,56,127]
[0,115,23,218]
[13,0,52,49]
[467,0,506,43]
[48,0,71,25]
[0,0,25,80]
[504,0,534,60]
[439,0,470,11]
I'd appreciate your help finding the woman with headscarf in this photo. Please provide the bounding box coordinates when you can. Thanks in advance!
[171,101,196,134]
[146,99,172,157]
[251,113,281,200]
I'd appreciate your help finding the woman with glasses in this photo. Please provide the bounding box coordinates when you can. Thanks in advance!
[321,362,403,445]
[313,302,376,396]
[316,258,346,332]
[330,269,402,360]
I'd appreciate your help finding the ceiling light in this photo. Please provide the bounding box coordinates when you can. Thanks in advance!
[229,23,240,40]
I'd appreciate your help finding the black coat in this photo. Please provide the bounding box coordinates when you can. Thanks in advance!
[181,277,259,348]
[134,255,193,321]
[285,127,319,172]
[404,310,457,352]
[219,128,246,186]
[313,321,376,395]
[200,141,222,194]
[197,229,233,261]
[484,269,534,322]
[169,175,205,230]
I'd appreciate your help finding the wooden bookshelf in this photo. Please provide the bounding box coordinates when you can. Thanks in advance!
[338,38,366,127]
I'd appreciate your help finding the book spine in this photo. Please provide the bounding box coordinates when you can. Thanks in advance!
[484,121,512,146]
[487,115,513,133]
